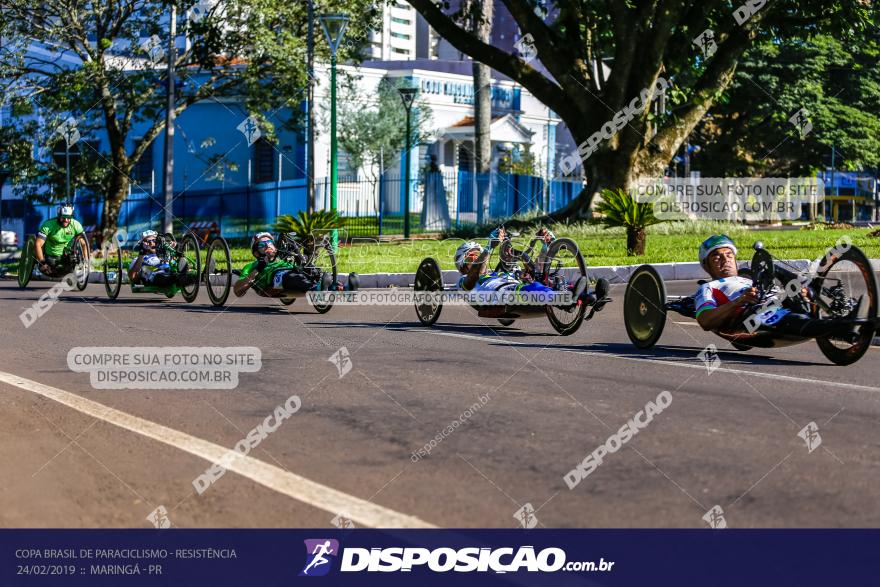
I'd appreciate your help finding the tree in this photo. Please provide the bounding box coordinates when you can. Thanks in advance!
[498,144,537,175]
[0,0,379,240]
[468,0,494,180]
[695,32,880,177]
[407,0,876,218]
[594,187,663,256]
[335,77,433,181]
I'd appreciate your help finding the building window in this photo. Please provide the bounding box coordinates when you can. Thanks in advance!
[390,17,411,25]
[390,32,411,40]
[253,138,275,184]
[391,47,410,56]
[132,138,153,185]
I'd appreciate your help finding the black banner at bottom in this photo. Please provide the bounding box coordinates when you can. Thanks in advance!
[2,529,877,586]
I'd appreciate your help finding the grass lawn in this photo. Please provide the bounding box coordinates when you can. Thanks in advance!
[4,222,875,278]
[225,223,880,275]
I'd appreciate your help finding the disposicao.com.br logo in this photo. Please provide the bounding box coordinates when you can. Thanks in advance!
[301,541,614,575]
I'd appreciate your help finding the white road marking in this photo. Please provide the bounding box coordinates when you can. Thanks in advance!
[0,370,435,529]
[417,329,880,394]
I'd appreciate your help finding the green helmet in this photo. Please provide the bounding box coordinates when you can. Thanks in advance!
[699,234,737,265]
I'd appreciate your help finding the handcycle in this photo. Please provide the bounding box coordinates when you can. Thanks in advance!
[18,232,91,290]
[255,231,339,314]
[623,241,878,365]
[413,227,610,335]
[102,231,232,306]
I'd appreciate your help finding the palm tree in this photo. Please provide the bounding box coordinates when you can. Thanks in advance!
[594,188,664,256]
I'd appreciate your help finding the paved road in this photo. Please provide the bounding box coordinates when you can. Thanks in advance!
[1,278,878,529]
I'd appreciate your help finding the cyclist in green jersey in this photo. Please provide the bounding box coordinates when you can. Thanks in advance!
[35,203,85,277]
[235,232,351,299]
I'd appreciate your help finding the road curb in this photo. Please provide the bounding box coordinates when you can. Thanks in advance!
[28,256,880,289]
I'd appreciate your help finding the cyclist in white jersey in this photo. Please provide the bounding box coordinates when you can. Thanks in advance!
[694,234,860,339]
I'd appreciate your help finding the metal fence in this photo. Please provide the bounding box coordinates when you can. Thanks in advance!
[327,171,584,236]
[16,172,584,240]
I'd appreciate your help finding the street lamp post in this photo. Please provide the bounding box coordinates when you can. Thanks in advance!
[398,87,417,239]
[319,13,349,249]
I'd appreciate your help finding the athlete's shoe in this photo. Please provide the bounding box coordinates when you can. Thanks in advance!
[346,272,360,292]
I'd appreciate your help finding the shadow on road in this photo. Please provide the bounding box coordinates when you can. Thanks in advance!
[484,341,822,367]
[307,320,557,338]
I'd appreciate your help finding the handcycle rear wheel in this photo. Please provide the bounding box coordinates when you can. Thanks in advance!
[18,235,35,288]
[103,236,123,300]
[541,237,587,335]
[498,318,516,327]
[414,257,443,326]
[204,237,232,307]
[71,233,91,291]
[812,245,877,365]
[309,240,337,314]
[178,232,201,303]
[624,264,667,349]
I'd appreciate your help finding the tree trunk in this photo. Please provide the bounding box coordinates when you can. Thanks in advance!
[471,0,492,224]
[100,173,130,244]
[627,227,646,256]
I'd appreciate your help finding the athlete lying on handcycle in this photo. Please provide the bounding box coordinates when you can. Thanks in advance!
[233,232,358,300]
[694,234,864,341]
[455,227,591,304]
[128,230,195,287]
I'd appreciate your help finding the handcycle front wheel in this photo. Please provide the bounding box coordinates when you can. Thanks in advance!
[414,257,444,326]
[309,240,337,314]
[103,237,123,300]
[812,244,877,366]
[540,237,587,335]
[178,232,201,303]
[204,237,232,307]
[71,233,91,291]
[18,235,36,288]
[624,264,667,349]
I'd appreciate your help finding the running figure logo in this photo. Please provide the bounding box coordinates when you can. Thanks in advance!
[300,539,340,577]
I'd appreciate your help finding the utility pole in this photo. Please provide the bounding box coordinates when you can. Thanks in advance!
[306,0,315,214]
[162,3,177,234]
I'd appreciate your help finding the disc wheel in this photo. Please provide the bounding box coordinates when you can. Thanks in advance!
[178,232,201,303]
[624,265,668,349]
[540,238,587,335]
[204,237,232,307]
[812,245,877,365]
[103,236,123,300]
[71,233,91,291]
[280,297,296,306]
[18,235,35,288]
[308,240,337,314]
[498,318,516,327]
[414,257,443,326]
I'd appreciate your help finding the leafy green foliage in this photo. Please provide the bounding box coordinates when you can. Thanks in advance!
[274,210,342,237]
[334,77,433,180]
[594,188,662,231]
[0,0,380,227]
[697,32,880,176]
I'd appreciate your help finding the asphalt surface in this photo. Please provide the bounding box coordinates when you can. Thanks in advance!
[1,277,879,529]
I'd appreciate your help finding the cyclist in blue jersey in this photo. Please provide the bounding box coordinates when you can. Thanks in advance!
[454,227,588,305]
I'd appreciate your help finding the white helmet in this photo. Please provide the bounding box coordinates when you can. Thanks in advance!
[455,241,482,273]
[141,229,158,241]
[57,203,74,218]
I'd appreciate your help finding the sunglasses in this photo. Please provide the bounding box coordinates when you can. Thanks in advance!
[143,238,157,244]
[256,239,275,249]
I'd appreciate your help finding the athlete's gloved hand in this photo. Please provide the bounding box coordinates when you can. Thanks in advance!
[254,259,267,273]
[488,227,506,249]
[537,227,556,244]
